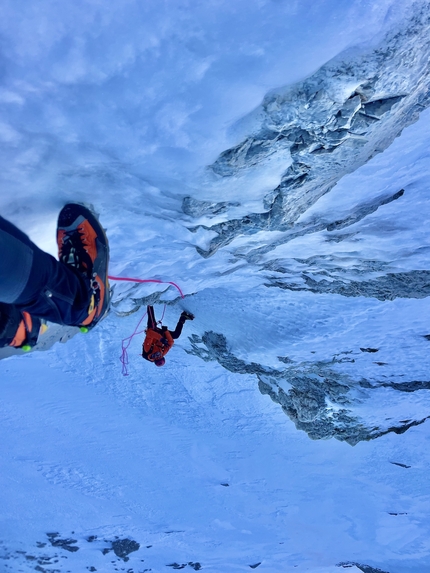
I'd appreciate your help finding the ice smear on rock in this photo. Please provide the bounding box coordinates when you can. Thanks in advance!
[183,285,430,445]
[186,329,430,445]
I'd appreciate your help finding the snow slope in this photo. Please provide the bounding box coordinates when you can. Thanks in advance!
[1,1,430,572]
[3,319,430,573]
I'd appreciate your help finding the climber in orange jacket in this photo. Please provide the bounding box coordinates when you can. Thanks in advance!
[142,305,194,367]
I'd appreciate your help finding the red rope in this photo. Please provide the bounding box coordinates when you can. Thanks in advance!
[108,275,185,299]
[120,311,147,376]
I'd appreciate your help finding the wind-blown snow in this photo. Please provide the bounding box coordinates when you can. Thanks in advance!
[1,1,430,572]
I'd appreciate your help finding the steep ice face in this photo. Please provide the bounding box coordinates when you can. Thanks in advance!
[2,3,430,572]
[172,5,430,444]
[0,2,429,450]
[188,5,430,257]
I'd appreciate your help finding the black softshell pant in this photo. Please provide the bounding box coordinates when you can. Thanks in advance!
[147,305,185,340]
[0,215,90,325]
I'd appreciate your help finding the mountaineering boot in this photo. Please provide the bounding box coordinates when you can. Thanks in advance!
[0,302,44,350]
[57,203,110,330]
[180,311,194,321]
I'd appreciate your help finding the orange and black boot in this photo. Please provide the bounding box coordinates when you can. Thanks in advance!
[0,302,43,350]
[57,203,110,330]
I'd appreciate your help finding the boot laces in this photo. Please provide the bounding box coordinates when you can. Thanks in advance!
[60,229,93,278]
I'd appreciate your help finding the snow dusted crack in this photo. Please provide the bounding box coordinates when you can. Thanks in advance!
[231,187,405,262]
[186,331,429,445]
[182,196,240,218]
[264,269,430,301]
[184,186,430,302]
[360,379,430,393]
[186,5,430,259]
[111,288,183,317]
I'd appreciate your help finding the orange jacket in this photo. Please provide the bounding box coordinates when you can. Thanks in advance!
[143,329,174,362]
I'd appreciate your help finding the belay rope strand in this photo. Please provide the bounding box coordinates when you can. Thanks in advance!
[119,310,147,376]
[108,275,185,298]
[107,275,185,376]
